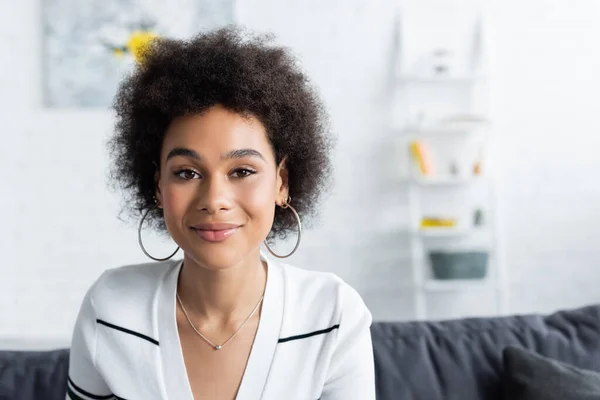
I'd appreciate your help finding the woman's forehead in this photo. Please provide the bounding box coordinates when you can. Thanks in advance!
[162,106,276,163]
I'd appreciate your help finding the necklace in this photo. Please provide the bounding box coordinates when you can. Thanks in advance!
[176,292,264,350]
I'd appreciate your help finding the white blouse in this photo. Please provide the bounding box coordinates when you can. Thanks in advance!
[66,254,375,400]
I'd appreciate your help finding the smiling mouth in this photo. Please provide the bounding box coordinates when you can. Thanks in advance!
[190,226,240,243]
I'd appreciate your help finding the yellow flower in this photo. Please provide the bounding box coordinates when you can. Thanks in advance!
[112,48,126,58]
[126,30,158,64]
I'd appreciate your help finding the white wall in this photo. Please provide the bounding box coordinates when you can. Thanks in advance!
[488,0,600,312]
[1,0,600,345]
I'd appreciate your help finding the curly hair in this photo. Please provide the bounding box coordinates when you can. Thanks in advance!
[107,26,333,241]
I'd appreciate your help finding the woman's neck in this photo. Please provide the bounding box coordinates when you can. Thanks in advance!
[177,250,267,327]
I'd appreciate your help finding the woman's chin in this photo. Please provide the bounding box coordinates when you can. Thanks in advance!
[183,246,253,271]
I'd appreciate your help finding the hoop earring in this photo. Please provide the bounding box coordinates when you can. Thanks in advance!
[138,206,180,261]
[264,197,302,259]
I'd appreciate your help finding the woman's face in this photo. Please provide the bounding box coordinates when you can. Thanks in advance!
[156,105,288,270]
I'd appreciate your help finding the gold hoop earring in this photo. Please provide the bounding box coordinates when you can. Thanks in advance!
[138,201,180,261]
[264,197,302,259]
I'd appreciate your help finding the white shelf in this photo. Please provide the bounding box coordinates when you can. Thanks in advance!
[397,73,487,84]
[409,176,481,186]
[424,279,491,292]
[400,123,488,137]
[416,228,484,238]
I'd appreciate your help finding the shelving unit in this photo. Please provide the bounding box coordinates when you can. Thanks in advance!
[392,9,508,320]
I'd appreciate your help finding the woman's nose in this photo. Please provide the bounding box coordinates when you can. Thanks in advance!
[197,175,233,214]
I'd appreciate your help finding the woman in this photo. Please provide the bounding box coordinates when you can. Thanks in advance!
[67,27,375,400]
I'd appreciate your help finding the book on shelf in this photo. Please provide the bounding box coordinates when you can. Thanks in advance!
[409,140,434,175]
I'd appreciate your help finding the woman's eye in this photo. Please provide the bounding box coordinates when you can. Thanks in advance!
[232,168,256,178]
[174,169,200,180]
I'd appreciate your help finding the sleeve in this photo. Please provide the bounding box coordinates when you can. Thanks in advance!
[66,276,113,400]
[320,282,376,400]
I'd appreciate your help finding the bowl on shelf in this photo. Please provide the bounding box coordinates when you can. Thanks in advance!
[428,250,489,280]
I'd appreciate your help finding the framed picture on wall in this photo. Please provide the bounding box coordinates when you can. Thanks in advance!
[42,0,236,108]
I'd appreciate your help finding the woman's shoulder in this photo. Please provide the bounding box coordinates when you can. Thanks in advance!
[99,259,177,284]
[87,259,179,316]
[96,258,177,289]
[277,261,371,328]
[279,262,346,293]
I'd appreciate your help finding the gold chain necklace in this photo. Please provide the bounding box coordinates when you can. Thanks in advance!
[176,292,264,350]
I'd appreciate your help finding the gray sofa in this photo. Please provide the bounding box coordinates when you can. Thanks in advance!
[2,304,600,400]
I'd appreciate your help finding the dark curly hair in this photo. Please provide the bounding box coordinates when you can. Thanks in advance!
[107,26,333,241]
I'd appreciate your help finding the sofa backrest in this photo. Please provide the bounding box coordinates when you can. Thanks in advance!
[2,305,600,400]
[371,304,600,400]
[0,348,69,400]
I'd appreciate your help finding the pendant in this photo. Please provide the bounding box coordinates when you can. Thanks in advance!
[215,345,222,350]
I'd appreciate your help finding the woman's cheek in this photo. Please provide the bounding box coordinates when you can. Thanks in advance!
[162,183,194,215]
[238,182,276,216]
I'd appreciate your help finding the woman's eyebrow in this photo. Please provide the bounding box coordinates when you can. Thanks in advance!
[166,147,201,162]
[223,148,265,161]
[165,147,265,162]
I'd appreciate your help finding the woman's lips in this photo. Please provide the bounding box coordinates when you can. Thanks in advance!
[191,226,240,243]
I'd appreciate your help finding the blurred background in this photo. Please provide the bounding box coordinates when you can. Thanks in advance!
[1,0,600,349]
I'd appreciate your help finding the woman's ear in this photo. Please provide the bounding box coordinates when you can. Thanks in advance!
[276,157,289,206]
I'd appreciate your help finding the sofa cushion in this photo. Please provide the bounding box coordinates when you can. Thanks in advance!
[503,346,600,400]
[371,304,600,400]
[0,349,69,400]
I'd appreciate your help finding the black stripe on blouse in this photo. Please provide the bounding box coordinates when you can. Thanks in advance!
[278,324,340,343]
[67,377,113,399]
[96,319,159,346]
